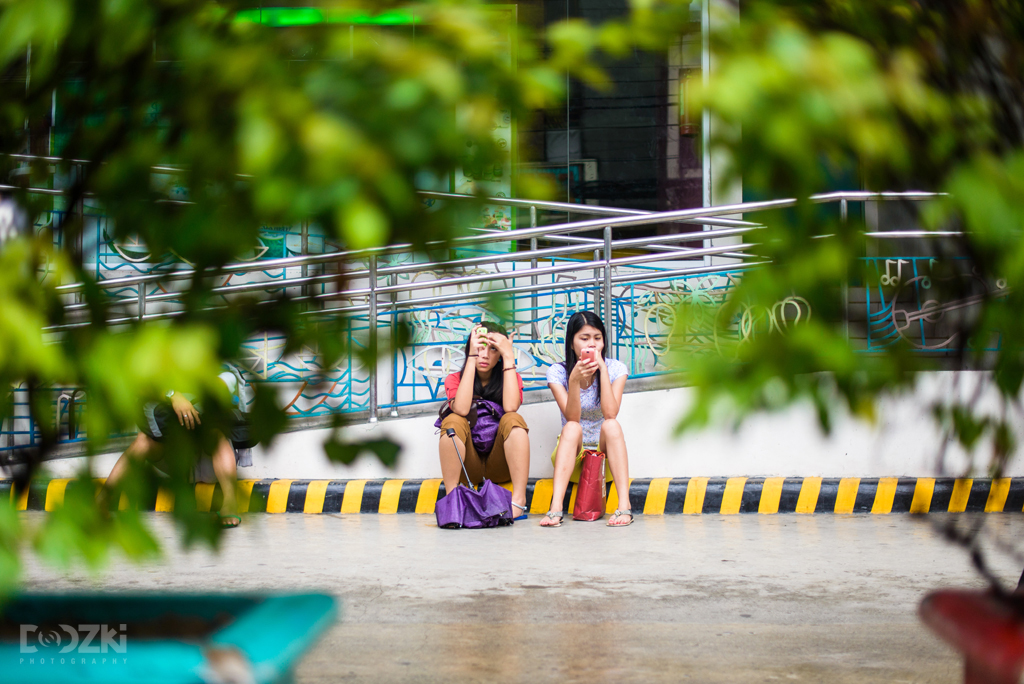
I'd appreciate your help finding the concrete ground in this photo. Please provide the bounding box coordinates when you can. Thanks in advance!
[17,512,1024,683]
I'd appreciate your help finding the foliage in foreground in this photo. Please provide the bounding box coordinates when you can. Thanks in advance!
[1,0,1023,592]
[671,0,1024,481]
[0,0,641,591]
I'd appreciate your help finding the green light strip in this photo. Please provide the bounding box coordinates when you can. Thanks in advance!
[235,7,422,26]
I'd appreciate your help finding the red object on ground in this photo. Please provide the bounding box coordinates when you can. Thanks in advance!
[572,450,606,521]
[920,589,1024,684]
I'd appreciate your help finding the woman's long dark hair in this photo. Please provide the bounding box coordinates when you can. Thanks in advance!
[459,320,508,404]
[562,311,607,400]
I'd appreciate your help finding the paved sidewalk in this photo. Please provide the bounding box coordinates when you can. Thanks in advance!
[17,512,1024,683]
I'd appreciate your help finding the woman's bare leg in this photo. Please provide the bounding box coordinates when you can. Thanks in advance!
[542,421,582,526]
[503,426,530,513]
[105,432,159,489]
[600,418,631,524]
[211,434,239,517]
[439,432,467,496]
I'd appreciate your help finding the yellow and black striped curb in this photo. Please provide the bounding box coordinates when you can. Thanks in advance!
[4,477,1024,515]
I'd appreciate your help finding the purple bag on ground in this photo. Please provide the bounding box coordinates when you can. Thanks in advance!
[435,427,514,529]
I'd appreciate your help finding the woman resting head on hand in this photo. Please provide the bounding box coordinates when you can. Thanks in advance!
[542,311,631,528]
[437,321,530,520]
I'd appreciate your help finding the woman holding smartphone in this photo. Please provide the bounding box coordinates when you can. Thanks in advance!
[541,311,632,527]
[438,321,530,520]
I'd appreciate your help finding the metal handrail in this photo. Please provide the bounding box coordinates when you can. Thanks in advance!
[417,190,760,228]
[59,224,763,315]
[433,191,940,250]
[7,160,943,292]
[0,183,67,196]
[69,239,750,315]
[531,231,755,260]
[2,155,942,207]
[14,181,939,305]
[351,242,754,299]
[43,191,944,329]
[59,238,652,311]
[45,257,766,331]
[49,189,941,295]
[6,153,93,164]
[6,152,752,222]
[865,231,963,238]
[294,260,767,318]
[33,188,946,357]
[53,215,765,294]
[6,151,760,230]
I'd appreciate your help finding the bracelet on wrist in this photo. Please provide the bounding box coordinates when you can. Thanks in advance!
[504,366,516,372]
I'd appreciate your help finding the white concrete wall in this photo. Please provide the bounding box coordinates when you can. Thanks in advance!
[40,371,1024,480]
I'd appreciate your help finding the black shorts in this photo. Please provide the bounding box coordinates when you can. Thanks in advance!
[139,403,255,450]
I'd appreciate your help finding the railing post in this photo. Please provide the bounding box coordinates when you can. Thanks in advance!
[593,248,601,314]
[368,255,378,424]
[389,271,398,418]
[74,162,85,278]
[700,0,711,210]
[840,198,849,343]
[603,225,613,348]
[301,221,309,304]
[137,285,146,321]
[530,205,538,340]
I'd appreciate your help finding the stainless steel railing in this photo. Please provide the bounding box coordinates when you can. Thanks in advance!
[17,189,946,298]
[37,190,944,332]
[2,155,948,423]
[22,187,945,334]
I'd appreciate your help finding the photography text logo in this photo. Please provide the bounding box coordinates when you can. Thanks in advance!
[18,624,128,666]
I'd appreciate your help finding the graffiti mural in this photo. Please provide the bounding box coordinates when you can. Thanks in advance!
[864,257,1005,352]
[23,251,1009,455]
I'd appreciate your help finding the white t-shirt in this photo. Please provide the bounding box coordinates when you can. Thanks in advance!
[546,358,628,446]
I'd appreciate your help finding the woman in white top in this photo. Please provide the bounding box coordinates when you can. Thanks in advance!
[542,311,632,527]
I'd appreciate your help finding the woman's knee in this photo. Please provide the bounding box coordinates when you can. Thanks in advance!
[601,418,623,439]
[439,414,471,447]
[214,432,234,456]
[499,411,529,437]
[561,420,582,439]
[212,441,237,471]
[503,424,529,454]
[499,411,523,426]
[130,432,160,460]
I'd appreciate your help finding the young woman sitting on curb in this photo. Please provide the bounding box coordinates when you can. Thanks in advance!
[104,367,255,528]
[542,310,632,527]
[437,321,530,520]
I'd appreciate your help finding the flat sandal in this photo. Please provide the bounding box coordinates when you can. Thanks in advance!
[540,511,563,527]
[607,509,633,527]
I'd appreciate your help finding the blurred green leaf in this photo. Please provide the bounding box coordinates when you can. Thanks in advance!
[324,436,401,467]
[247,383,288,449]
[0,500,21,601]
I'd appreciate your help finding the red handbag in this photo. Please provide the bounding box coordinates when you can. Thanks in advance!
[572,449,606,521]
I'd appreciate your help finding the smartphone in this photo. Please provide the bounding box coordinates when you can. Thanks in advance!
[474,326,489,349]
[581,349,597,364]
